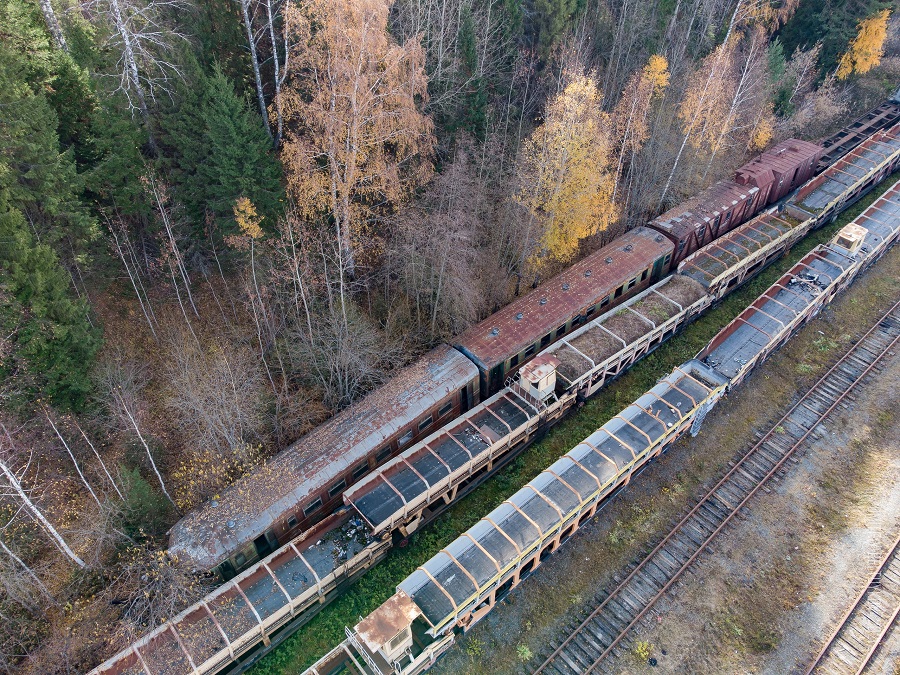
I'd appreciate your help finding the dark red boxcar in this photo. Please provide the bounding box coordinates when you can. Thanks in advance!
[648,181,760,265]
[734,138,822,207]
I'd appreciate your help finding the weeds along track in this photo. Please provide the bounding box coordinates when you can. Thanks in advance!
[805,533,900,675]
[531,298,900,675]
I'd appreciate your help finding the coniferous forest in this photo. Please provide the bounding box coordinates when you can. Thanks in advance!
[0,0,897,670]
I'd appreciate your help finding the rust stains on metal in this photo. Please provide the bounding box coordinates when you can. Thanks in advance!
[455,227,673,371]
[355,589,420,654]
[168,345,478,571]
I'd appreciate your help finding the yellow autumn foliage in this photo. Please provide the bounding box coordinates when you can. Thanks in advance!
[233,197,264,240]
[836,9,891,80]
[749,105,775,150]
[171,443,262,510]
[516,72,616,267]
[678,40,738,151]
[644,54,670,91]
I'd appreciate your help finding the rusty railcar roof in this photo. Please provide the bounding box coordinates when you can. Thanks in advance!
[454,227,673,371]
[168,345,478,570]
[735,138,822,182]
[650,181,758,240]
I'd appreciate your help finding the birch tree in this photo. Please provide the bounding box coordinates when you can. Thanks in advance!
[0,425,85,569]
[93,356,177,510]
[38,0,68,51]
[514,71,616,269]
[385,143,483,337]
[85,0,187,149]
[44,410,101,508]
[699,28,774,178]
[239,0,273,141]
[658,0,744,209]
[611,54,669,204]
[281,0,435,279]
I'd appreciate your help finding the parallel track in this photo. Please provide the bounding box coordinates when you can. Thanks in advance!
[532,298,900,675]
[805,534,900,675]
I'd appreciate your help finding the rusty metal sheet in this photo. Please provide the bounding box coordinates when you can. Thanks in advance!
[454,227,673,372]
[168,345,478,571]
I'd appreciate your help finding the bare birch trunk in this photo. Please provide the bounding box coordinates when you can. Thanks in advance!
[148,174,198,317]
[0,538,55,604]
[0,427,86,569]
[108,0,156,151]
[109,220,158,339]
[265,0,286,145]
[657,0,742,210]
[38,0,68,51]
[44,412,102,509]
[72,418,124,501]
[241,0,274,141]
[116,401,178,511]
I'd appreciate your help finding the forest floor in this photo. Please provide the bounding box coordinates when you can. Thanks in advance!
[429,232,900,673]
[252,177,900,675]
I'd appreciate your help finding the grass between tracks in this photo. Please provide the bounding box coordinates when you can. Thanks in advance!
[251,173,900,675]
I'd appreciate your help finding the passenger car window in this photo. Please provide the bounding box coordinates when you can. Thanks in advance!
[303,498,323,517]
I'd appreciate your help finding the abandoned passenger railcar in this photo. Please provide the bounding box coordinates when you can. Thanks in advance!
[168,345,479,578]
[455,226,674,396]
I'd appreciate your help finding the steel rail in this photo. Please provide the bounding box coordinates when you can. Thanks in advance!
[804,532,900,675]
[533,297,900,675]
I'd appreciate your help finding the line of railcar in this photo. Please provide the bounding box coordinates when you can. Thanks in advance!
[302,178,900,675]
[168,117,900,583]
[91,105,900,675]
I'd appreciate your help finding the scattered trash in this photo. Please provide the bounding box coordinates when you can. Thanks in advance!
[649,657,658,666]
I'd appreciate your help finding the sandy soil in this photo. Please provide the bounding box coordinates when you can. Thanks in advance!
[430,244,900,675]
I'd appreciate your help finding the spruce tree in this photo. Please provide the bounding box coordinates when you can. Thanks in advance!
[165,65,284,240]
[0,41,101,410]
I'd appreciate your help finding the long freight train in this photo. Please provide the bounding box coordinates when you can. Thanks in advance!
[90,98,900,675]
[303,178,900,675]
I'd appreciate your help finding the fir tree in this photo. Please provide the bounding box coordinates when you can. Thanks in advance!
[0,205,102,410]
[0,41,97,252]
[0,41,101,411]
[164,65,284,239]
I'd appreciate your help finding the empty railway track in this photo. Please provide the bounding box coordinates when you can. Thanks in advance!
[804,533,900,675]
[532,298,900,675]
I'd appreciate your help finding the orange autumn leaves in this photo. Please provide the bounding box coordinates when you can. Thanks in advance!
[280,0,434,270]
